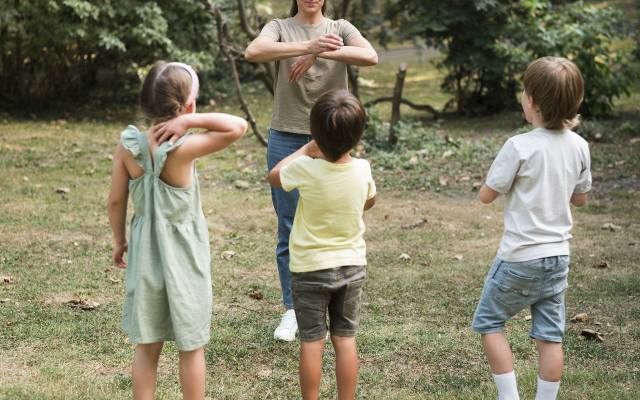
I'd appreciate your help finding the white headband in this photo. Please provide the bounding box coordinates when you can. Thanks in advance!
[158,62,199,106]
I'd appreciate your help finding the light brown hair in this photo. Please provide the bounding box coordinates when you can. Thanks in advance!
[310,90,365,162]
[140,61,192,123]
[290,0,327,17]
[523,56,584,130]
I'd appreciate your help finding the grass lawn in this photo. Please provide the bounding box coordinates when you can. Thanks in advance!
[1,23,640,400]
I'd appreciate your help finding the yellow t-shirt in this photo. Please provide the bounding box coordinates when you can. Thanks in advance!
[280,156,376,273]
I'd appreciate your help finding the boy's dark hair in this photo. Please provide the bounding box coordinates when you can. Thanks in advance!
[523,56,584,130]
[310,90,365,162]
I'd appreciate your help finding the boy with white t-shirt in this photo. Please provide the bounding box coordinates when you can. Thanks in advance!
[472,57,592,400]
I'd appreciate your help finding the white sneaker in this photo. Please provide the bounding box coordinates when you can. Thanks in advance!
[274,309,298,342]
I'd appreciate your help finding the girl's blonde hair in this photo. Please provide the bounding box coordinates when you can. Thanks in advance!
[290,0,327,17]
[523,57,584,130]
[140,61,192,123]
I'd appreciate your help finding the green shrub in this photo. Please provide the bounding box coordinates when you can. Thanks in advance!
[386,0,637,117]
[0,0,220,108]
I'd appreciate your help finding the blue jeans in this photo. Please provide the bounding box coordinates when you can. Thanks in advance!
[267,128,311,309]
[472,256,570,342]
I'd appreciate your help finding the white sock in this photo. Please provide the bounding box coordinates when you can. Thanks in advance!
[492,371,520,400]
[535,376,560,400]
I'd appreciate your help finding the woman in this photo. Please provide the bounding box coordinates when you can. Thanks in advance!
[245,0,378,342]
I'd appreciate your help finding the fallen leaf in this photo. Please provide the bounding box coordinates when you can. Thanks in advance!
[439,176,449,186]
[571,313,588,322]
[601,223,621,232]
[593,260,609,269]
[221,250,236,260]
[1,275,14,284]
[0,298,10,303]
[579,329,604,342]
[524,315,532,321]
[66,299,99,311]
[248,289,263,300]
[472,181,482,191]
[401,219,427,229]
[108,276,121,284]
[55,187,70,194]
[399,253,411,261]
[454,254,464,261]
[458,175,471,182]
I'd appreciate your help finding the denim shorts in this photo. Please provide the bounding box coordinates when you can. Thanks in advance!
[472,256,570,343]
[291,265,366,342]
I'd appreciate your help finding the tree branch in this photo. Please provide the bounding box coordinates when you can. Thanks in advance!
[208,1,268,146]
[237,0,258,39]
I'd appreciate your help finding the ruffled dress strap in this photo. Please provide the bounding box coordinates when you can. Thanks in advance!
[153,133,191,177]
[120,125,152,171]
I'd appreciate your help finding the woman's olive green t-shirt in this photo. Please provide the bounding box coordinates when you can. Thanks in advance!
[259,17,362,134]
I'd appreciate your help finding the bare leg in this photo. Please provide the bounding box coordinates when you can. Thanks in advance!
[300,339,325,400]
[179,347,206,400]
[133,342,164,400]
[535,340,563,381]
[331,335,359,400]
[482,333,513,374]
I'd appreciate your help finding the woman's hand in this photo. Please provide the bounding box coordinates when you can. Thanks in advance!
[306,34,343,55]
[289,55,317,82]
[112,242,128,269]
[151,115,190,144]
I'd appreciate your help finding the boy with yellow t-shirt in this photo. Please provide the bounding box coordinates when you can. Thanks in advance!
[268,90,376,400]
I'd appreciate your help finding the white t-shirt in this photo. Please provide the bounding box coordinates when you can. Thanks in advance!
[485,128,592,262]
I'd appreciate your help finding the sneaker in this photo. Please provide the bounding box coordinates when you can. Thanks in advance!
[274,309,298,342]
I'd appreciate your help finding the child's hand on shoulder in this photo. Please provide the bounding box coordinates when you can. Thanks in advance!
[152,114,190,144]
[304,141,324,159]
[112,242,128,269]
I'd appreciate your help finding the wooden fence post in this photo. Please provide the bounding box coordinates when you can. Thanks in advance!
[389,63,407,145]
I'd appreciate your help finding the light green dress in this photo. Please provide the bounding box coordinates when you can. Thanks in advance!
[120,125,212,351]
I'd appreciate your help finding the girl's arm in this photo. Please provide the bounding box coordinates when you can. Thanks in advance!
[268,141,323,187]
[107,145,131,268]
[245,34,343,63]
[152,113,248,159]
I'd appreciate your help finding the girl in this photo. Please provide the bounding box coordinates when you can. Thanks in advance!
[108,61,247,399]
[244,0,378,342]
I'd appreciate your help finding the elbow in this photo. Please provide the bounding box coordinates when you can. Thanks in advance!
[479,195,492,205]
[570,193,589,207]
[235,119,249,139]
[244,47,259,63]
[267,171,280,188]
[107,196,125,211]
[367,51,378,66]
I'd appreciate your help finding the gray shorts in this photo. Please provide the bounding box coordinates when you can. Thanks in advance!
[291,265,366,342]
[472,256,570,342]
